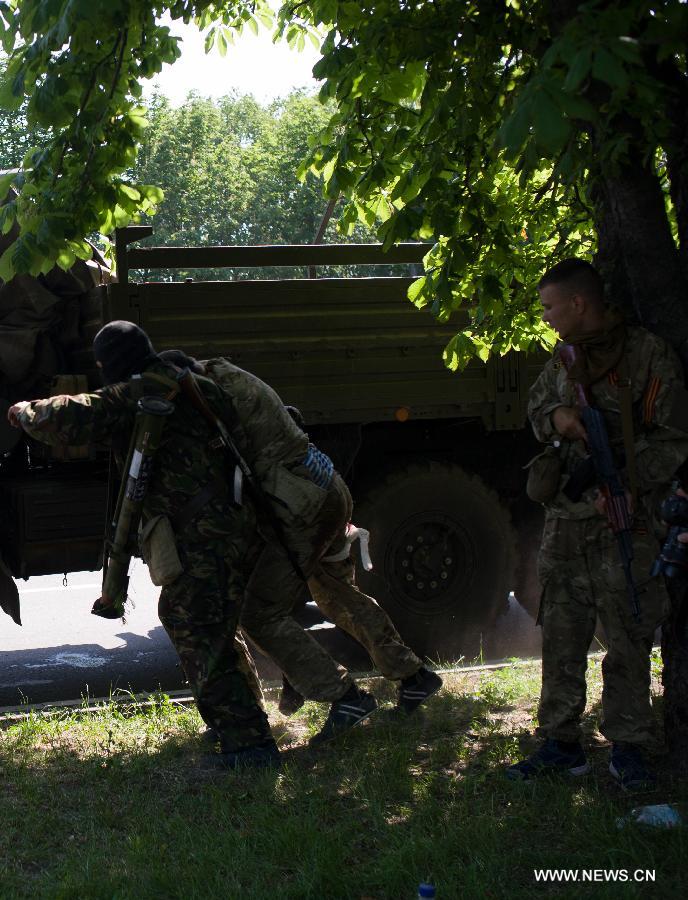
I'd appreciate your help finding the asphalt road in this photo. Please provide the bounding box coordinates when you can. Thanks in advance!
[0,561,542,708]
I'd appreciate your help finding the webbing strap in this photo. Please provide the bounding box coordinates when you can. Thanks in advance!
[617,355,638,506]
[172,476,226,532]
[141,371,180,400]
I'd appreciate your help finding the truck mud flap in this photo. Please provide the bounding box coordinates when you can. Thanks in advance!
[0,558,20,625]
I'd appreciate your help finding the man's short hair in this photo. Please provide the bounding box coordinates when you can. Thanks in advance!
[537,258,604,303]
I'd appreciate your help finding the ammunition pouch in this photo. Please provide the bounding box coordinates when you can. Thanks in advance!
[525,446,562,504]
[140,515,184,586]
[266,462,328,522]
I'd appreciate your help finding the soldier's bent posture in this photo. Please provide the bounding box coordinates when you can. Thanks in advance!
[507,259,688,788]
[8,322,276,770]
[160,350,443,744]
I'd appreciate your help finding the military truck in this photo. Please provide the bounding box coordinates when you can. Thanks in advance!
[0,225,544,657]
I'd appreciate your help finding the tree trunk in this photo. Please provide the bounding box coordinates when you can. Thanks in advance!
[592,146,688,353]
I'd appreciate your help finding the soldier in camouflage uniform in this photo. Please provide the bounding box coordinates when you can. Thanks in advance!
[160,351,443,744]
[507,259,688,789]
[8,322,276,770]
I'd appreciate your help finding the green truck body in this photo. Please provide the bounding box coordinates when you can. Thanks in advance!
[0,229,544,655]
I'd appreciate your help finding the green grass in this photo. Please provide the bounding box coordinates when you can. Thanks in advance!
[1,661,685,899]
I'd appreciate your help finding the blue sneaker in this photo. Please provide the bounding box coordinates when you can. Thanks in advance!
[609,743,656,790]
[506,738,591,781]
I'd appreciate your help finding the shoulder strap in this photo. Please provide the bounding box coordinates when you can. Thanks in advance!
[616,354,638,505]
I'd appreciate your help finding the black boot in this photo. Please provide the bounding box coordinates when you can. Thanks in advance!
[278,676,305,716]
[206,739,282,771]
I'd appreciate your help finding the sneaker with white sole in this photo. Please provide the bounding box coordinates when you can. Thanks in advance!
[397,667,443,714]
[309,687,378,746]
[506,738,591,781]
[609,742,656,790]
[205,739,282,771]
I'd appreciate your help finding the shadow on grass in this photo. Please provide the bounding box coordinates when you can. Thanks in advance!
[1,681,686,899]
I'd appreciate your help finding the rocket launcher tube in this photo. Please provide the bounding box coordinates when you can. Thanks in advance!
[93,396,175,619]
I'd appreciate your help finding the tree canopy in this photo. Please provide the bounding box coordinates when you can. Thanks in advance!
[1,1,687,366]
[130,90,380,278]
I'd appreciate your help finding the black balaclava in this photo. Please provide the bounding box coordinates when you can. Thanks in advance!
[158,349,204,374]
[93,320,159,385]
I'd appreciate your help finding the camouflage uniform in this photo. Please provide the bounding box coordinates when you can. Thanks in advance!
[16,361,271,751]
[529,326,688,747]
[203,358,422,702]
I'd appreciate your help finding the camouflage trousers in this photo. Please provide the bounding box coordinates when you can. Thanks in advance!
[241,472,421,702]
[536,514,668,747]
[158,536,271,753]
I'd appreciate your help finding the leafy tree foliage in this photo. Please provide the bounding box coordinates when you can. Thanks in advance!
[135,92,334,247]
[276,0,688,369]
[0,0,272,278]
[130,90,381,279]
[2,1,687,366]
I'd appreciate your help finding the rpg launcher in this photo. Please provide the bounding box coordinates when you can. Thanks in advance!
[558,344,640,621]
[92,396,175,619]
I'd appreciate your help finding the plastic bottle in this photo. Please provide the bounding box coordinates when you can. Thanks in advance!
[616,803,683,829]
[418,883,436,899]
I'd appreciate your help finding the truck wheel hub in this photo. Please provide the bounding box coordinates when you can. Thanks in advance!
[387,513,473,611]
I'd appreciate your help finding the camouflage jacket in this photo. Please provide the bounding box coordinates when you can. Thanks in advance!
[16,360,255,546]
[202,358,328,526]
[528,326,688,522]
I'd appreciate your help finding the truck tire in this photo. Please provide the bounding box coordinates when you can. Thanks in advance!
[353,462,516,660]
[511,500,545,619]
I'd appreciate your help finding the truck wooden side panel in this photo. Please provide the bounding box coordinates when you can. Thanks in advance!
[107,276,541,429]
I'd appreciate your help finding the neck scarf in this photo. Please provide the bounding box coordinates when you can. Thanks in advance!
[564,311,627,387]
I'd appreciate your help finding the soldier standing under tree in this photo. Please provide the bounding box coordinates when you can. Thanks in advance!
[507,259,688,788]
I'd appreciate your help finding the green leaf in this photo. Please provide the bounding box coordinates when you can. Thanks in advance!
[592,48,629,90]
[0,200,16,235]
[500,100,532,159]
[0,245,14,282]
[532,91,571,153]
[119,183,141,201]
[56,246,76,271]
[559,93,597,122]
[0,172,15,202]
[442,332,474,372]
[407,275,426,306]
[563,47,592,92]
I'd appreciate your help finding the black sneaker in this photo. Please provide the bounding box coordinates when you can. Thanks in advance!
[397,667,443,713]
[205,739,282,771]
[506,738,591,781]
[309,687,378,746]
[278,678,306,716]
[609,743,656,790]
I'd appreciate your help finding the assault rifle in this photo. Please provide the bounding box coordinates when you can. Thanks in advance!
[559,344,640,620]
